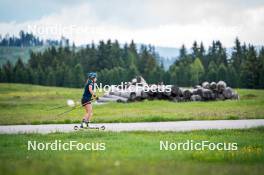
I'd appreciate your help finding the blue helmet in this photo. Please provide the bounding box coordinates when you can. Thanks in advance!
[87,72,97,79]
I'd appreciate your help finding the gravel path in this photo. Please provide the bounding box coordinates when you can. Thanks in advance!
[0,119,264,134]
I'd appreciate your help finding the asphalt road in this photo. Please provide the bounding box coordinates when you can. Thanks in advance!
[0,119,264,134]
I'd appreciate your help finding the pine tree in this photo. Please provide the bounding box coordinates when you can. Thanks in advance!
[198,42,206,68]
[178,44,187,61]
[110,40,124,67]
[13,58,26,83]
[258,47,264,88]
[55,64,65,86]
[231,38,243,73]
[217,63,228,82]
[192,41,199,60]
[64,67,74,87]
[169,65,178,85]
[0,67,3,82]
[128,40,139,67]
[190,58,205,85]
[37,66,45,85]
[240,45,260,88]
[227,65,238,87]
[127,64,139,80]
[27,68,38,84]
[215,41,228,65]
[46,68,56,86]
[2,61,13,82]
[73,64,85,88]
[207,61,217,82]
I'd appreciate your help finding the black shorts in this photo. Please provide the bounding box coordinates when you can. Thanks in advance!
[81,98,91,106]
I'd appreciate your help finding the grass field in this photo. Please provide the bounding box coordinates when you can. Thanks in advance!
[1,83,264,175]
[0,83,264,125]
[0,127,264,175]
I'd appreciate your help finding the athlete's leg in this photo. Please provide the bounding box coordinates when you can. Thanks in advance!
[87,103,93,122]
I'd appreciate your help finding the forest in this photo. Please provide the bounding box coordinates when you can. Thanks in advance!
[0,32,263,89]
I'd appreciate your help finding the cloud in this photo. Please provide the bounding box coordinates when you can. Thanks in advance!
[0,0,263,47]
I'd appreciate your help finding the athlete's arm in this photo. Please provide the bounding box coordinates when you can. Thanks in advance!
[89,85,95,97]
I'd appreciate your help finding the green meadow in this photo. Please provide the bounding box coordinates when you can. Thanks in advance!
[0,128,264,175]
[0,83,263,125]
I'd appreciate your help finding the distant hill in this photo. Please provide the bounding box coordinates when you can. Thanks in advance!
[0,46,48,65]
[0,30,70,65]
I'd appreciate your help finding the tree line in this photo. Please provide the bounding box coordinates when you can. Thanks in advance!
[169,39,264,88]
[0,38,263,89]
[0,30,69,47]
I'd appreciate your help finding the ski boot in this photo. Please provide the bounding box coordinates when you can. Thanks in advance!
[80,119,89,128]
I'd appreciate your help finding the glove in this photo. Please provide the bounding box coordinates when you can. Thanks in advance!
[92,94,98,100]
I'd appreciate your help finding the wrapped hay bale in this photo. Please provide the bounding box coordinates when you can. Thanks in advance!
[97,96,129,103]
[109,91,121,96]
[136,76,147,85]
[202,82,210,89]
[211,93,217,100]
[155,91,164,99]
[194,85,202,89]
[163,90,172,97]
[146,88,154,97]
[171,85,182,96]
[131,78,137,85]
[190,95,202,101]
[223,87,239,100]
[141,91,149,99]
[209,82,217,90]
[128,92,137,101]
[217,81,227,93]
[183,89,192,99]
[97,97,117,103]
[192,88,198,95]
[163,85,172,97]
[146,85,158,99]
[202,89,213,100]
[223,87,234,99]
[117,98,129,103]
[169,96,185,102]
[196,87,204,97]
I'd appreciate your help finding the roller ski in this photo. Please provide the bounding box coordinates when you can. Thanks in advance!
[74,120,105,131]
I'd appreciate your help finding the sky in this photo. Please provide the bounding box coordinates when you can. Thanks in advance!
[0,0,263,48]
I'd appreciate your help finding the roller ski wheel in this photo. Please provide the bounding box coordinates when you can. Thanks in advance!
[100,125,106,130]
[73,125,105,131]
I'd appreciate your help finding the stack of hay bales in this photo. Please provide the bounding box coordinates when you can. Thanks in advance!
[143,81,239,102]
[97,77,239,103]
[190,81,239,101]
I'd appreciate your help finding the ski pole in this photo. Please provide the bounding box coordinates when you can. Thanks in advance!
[46,104,69,111]
[46,99,77,111]
[56,98,97,117]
